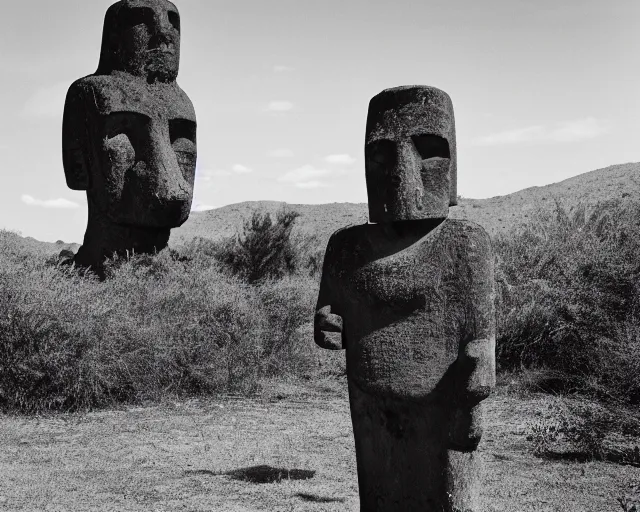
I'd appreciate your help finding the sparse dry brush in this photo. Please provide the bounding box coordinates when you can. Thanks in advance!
[0,232,270,412]
[495,200,640,405]
[4,200,640,413]
[0,209,335,413]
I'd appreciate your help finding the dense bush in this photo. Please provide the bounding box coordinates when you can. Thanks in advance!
[0,234,271,412]
[209,210,297,282]
[0,207,338,413]
[5,198,639,413]
[495,201,640,404]
[181,209,323,282]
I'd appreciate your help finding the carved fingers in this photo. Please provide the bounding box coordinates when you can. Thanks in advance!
[314,305,344,350]
[449,404,485,451]
[456,338,496,405]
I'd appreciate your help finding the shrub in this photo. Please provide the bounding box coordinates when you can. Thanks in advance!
[214,209,300,283]
[495,201,640,403]
[0,236,270,413]
[257,275,319,378]
[618,483,640,512]
[526,397,640,466]
[0,224,335,414]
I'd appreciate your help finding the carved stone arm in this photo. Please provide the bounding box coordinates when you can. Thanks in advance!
[314,305,344,350]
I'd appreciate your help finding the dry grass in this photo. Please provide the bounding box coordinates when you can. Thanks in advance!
[0,383,637,512]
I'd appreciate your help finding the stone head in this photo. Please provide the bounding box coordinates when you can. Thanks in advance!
[365,85,457,223]
[97,0,181,83]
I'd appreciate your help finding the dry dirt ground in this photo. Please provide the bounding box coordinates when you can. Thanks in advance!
[0,382,638,512]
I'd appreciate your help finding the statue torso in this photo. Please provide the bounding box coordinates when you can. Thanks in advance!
[324,219,491,400]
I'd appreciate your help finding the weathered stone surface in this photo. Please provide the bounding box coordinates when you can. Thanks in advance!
[315,85,495,511]
[62,0,196,275]
[365,85,457,223]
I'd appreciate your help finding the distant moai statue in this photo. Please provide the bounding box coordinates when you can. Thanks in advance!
[62,0,197,275]
[315,85,495,511]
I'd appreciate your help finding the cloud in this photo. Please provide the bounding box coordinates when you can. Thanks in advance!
[191,202,216,212]
[273,65,294,72]
[551,118,611,142]
[325,154,356,165]
[473,126,545,146]
[296,181,327,189]
[266,101,294,112]
[197,169,232,182]
[278,164,342,189]
[22,80,70,118]
[232,164,253,174]
[267,148,295,158]
[21,195,79,209]
[472,117,610,146]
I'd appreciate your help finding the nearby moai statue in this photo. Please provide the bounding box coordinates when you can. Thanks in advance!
[62,0,197,275]
[315,85,495,511]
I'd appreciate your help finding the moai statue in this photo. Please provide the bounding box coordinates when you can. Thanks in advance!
[315,85,495,512]
[62,0,197,275]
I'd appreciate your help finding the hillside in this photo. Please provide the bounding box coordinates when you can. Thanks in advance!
[170,162,640,247]
[451,161,640,236]
[169,201,369,248]
[7,162,640,252]
[4,235,81,257]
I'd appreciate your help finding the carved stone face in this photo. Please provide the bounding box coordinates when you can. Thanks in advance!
[101,0,181,83]
[63,76,197,229]
[94,81,196,227]
[365,86,457,223]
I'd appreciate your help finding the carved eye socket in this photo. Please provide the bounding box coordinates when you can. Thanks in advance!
[170,119,196,145]
[168,11,180,32]
[411,134,450,161]
[366,139,396,168]
[104,112,149,146]
[120,7,155,31]
[170,119,197,176]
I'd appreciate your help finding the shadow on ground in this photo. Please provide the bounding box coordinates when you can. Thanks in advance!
[536,446,640,467]
[184,465,316,484]
[296,493,346,503]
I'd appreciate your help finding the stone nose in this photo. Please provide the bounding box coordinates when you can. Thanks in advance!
[390,140,423,189]
[146,125,190,203]
[149,12,176,48]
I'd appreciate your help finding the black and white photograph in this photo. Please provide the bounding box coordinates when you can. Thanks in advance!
[0,0,639,510]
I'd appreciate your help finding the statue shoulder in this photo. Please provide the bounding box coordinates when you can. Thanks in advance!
[65,76,92,101]
[173,83,196,119]
[440,218,492,252]
[174,82,193,102]
[326,223,368,249]
[65,75,117,107]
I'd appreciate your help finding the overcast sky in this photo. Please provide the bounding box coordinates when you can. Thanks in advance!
[1,0,638,242]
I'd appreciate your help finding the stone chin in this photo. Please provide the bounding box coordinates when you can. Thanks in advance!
[104,196,192,229]
[143,55,179,83]
[368,199,450,223]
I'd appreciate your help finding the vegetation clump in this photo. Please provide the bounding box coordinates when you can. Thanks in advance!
[0,210,338,413]
[495,200,640,405]
[3,200,640,412]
